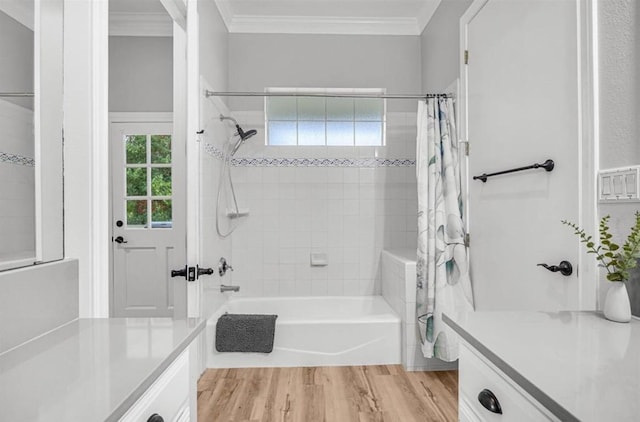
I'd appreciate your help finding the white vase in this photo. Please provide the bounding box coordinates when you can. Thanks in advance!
[603,282,632,323]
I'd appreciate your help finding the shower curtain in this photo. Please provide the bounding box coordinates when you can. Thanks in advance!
[416,97,474,361]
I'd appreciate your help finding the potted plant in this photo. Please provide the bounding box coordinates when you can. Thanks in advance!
[562,212,640,323]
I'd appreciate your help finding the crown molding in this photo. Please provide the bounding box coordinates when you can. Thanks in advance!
[227,15,421,36]
[0,0,34,30]
[109,12,173,37]
[416,0,442,35]
[213,0,234,31]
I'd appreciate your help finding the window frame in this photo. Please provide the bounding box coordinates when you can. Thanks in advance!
[264,87,387,147]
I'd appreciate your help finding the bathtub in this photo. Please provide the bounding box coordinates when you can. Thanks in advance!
[206,296,401,368]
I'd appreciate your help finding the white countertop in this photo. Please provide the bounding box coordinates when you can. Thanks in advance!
[444,311,640,422]
[0,317,205,422]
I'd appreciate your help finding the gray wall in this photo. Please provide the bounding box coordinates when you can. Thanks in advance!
[420,0,473,92]
[228,33,421,112]
[598,0,640,315]
[199,0,228,93]
[109,36,173,112]
[0,10,33,109]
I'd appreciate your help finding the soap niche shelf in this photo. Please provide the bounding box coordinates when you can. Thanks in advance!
[599,166,640,203]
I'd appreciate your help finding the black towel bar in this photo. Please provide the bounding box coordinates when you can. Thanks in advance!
[473,159,554,183]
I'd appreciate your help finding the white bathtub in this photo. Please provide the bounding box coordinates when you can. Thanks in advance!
[206,296,401,368]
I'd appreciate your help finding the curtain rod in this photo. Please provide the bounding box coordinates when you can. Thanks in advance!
[0,93,34,97]
[205,90,453,100]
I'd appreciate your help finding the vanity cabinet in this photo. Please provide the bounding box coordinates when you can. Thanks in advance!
[119,350,191,422]
[0,318,205,422]
[458,342,559,422]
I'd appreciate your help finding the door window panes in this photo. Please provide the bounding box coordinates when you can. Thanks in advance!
[151,168,172,196]
[123,134,173,228]
[152,200,172,227]
[126,135,147,164]
[150,135,171,164]
[127,200,148,226]
[126,168,147,196]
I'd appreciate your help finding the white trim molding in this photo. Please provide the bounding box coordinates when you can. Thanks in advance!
[109,112,173,123]
[92,0,110,318]
[416,0,442,35]
[227,15,421,36]
[109,12,173,37]
[0,0,34,30]
[214,0,442,35]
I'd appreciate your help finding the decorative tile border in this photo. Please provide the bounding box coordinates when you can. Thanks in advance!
[203,143,415,167]
[203,143,225,161]
[231,157,415,167]
[0,152,35,167]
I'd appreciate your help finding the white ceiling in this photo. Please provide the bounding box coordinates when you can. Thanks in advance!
[214,0,442,35]
[107,0,442,37]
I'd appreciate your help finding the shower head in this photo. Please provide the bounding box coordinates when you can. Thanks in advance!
[220,114,258,156]
[230,128,257,156]
[236,126,257,141]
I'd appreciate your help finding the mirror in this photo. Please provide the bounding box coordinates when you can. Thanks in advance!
[0,0,64,271]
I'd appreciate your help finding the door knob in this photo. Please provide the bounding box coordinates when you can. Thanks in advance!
[537,261,573,276]
[114,236,128,244]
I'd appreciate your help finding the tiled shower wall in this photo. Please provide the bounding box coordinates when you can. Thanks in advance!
[209,110,418,297]
[0,99,35,262]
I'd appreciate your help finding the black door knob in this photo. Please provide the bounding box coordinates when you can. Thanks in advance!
[147,414,164,422]
[537,261,573,276]
[114,236,128,244]
[478,389,502,414]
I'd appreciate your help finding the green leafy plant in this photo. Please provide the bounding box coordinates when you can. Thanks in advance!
[562,212,640,281]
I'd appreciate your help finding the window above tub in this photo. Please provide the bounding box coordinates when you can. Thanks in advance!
[265,88,386,147]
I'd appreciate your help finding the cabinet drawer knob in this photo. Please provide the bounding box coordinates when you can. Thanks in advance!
[478,389,502,414]
[147,414,164,422]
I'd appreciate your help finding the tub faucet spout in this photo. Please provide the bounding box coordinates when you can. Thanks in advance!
[220,284,240,293]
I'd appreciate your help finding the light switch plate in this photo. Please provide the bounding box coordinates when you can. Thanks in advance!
[599,166,640,202]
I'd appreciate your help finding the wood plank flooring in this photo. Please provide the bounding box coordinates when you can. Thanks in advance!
[197,366,458,422]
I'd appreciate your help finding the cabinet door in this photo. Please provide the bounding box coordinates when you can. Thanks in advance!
[119,350,190,422]
[458,343,559,421]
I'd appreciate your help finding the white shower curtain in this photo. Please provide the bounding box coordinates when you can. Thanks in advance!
[416,97,474,361]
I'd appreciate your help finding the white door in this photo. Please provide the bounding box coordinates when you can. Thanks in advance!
[463,0,595,311]
[111,121,186,317]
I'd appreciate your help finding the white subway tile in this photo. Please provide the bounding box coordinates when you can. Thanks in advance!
[263,264,279,280]
[326,168,343,184]
[295,279,312,296]
[327,279,344,295]
[343,200,359,215]
[280,264,295,281]
[343,279,360,295]
[311,280,328,296]
[359,168,375,183]
[311,264,328,278]
[343,168,359,183]
[326,184,343,200]
[279,280,296,296]
[343,183,359,199]
[263,280,280,297]
[279,247,296,264]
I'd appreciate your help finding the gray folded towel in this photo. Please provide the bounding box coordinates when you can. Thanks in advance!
[215,313,278,353]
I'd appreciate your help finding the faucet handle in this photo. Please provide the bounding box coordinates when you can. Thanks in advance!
[218,257,234,276]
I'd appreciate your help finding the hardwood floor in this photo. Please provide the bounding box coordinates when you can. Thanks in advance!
[197,366,458,422]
